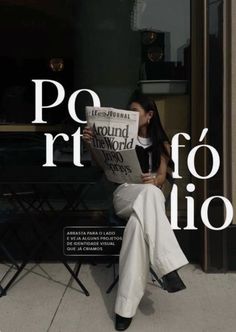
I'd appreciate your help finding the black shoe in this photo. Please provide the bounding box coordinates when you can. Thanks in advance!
[115,314,133,331]
[162,270,186,293]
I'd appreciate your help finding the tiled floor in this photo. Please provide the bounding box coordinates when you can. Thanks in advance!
[0,263,236,332]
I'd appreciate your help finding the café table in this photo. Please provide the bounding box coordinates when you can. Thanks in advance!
[0,166,103,297]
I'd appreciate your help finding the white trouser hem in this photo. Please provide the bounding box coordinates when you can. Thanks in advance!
[152,254,189,278]
[115,295,141,318]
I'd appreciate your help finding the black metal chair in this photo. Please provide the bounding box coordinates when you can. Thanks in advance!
[0,185,91,297]
[0,204,29,296]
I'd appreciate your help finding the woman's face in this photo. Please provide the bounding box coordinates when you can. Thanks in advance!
[130,102,153,130]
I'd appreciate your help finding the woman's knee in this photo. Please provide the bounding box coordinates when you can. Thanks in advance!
[141,184,165,201]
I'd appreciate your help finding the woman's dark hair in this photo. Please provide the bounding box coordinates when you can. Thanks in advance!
[128,90,174,174]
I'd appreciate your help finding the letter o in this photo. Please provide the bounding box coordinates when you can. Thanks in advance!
[68,89,101,124]
[201,196,233,230]
[187,145,220,179]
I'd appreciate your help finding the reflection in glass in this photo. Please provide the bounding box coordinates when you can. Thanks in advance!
[49,58,64,72]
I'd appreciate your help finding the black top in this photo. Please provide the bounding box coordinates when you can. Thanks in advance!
[135,145,153,173]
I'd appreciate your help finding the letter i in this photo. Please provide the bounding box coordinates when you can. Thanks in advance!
[184,183,198,230]
[170,184,181,230]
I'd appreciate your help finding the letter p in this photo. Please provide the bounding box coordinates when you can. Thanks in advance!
[32,79,65,123]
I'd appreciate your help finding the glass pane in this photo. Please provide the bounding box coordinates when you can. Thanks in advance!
[207,0,224,195]
[132,0,190,80]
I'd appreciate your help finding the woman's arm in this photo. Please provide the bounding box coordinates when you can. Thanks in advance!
[141,142,170,187]
[82,127,103,169]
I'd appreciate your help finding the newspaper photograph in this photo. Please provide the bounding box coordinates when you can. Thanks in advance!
[86,107,143,184]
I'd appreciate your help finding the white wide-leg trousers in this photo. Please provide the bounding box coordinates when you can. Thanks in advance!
[113,183,189,318]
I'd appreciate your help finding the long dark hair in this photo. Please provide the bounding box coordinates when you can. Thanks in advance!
[129,90,173,172]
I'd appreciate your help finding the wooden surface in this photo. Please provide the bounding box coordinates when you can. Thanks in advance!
[0,124,66,132]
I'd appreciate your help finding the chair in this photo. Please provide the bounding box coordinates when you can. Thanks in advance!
[0,205,28,296]
[0,182,93,297]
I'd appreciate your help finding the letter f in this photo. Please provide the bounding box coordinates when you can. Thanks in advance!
[171,132,190,179]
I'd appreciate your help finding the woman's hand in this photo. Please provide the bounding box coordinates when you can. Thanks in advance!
[141,173,157,186]
[82,126,94,145]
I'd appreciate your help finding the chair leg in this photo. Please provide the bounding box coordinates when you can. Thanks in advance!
[75,262,82,277]
[106,267,164,295]
[106,275,119,294]
[31,224,90,296]
[150,267,164,289]
[0,285,6,297]
[0,260,28,297]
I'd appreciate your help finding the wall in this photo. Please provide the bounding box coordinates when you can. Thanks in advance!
[156,95,191,214]
[73,0,141,115]
[72,0,141,204]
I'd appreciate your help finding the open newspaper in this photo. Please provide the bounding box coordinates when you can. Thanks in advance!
[86,107,143,184]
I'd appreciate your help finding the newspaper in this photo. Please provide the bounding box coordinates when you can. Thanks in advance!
[86,107,143,184]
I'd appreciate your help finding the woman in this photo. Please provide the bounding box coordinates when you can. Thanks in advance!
[83,91,189,331]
